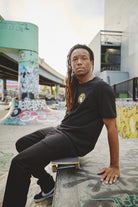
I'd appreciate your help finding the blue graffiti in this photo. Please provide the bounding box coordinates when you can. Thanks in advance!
[22,65,27,71]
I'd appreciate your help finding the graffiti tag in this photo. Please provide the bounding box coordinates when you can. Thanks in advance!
[80,195,138,207]
[18,100,46,111]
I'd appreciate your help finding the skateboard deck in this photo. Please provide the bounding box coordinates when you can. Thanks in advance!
[34,197,52,207]
[51,157,80,172]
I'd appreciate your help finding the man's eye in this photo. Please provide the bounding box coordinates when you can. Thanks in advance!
[83,57,87,60]
[72,58,77,61]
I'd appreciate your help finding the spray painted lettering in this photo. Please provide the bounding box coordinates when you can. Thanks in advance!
[1,99,64,125]
[18,100,46,111]
[80,195,138,207]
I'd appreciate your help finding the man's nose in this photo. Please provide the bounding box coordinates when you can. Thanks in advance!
[77,58,82,64]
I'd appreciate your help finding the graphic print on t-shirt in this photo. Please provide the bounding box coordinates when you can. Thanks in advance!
[78,93,86,104]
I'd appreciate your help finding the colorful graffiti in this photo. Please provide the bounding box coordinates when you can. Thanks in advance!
[18,50,39,100]
[1,99,64,125]
[116,101,138,138]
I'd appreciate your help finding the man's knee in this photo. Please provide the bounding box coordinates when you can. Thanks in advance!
[15,137,28,152]
[11,154,22,167]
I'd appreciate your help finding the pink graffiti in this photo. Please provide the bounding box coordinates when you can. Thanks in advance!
[18,110,60,123]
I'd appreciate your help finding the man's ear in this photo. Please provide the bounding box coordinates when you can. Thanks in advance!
[91,60,93,65]
[91,60,94,71]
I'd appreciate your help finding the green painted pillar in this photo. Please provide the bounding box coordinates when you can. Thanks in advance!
[0,20,38,52]
[0,19,39,101]
[0,19,62,125]
[18,50,39,100]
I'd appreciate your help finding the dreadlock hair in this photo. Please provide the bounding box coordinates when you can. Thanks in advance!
[65,44,94,114]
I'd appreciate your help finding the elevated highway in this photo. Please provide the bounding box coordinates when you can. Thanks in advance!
[0,51,65,87]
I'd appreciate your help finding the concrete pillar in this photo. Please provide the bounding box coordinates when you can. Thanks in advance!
[0,20,62,125]
[2,79,7,102]
[18,50,39,100]
[55,84,60,99]
[50,85,53,95]
[0,79,4,101]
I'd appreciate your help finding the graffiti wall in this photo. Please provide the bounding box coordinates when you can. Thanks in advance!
[116,101,138,138]
[1,99,64,125]
[18,50,39,100]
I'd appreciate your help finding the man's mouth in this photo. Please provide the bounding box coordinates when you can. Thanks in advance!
[76,67,84,71]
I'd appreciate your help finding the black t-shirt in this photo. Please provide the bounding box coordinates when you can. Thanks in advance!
[57,77,116,156]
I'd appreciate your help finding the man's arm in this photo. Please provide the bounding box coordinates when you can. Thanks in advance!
[97,118,120,184]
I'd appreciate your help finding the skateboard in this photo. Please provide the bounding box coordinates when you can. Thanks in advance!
[51,157,80,172]
[34,197,52,207]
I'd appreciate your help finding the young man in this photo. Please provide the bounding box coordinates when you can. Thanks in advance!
[2,44,120,207]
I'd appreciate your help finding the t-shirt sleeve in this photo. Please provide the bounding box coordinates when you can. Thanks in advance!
[97,82,117,119]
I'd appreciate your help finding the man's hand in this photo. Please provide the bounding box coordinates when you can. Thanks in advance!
[97,166,120,184]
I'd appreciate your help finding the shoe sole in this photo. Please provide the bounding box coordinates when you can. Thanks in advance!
[34,193,53,203]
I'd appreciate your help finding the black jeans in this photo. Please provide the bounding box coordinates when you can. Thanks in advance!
[2,127,77,207]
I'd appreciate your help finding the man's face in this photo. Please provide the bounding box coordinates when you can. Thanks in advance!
[71,48,93,77]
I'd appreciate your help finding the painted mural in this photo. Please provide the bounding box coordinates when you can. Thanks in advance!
[18,50,39,100]
[116,101,138,138]
[1,99,64,125]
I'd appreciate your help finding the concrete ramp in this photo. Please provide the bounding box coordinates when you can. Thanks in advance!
[0,98,64,125]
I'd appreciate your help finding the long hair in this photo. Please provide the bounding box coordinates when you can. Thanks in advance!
[65,44,94,114]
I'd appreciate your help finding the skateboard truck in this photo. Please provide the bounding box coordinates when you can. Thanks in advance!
[51,157,80,172]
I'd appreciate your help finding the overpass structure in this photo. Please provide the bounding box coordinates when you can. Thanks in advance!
[39,57,65,86]
[0,48,65,87]
[0,51,65,87]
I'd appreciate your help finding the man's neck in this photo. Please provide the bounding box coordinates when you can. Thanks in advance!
[77,74,95,84]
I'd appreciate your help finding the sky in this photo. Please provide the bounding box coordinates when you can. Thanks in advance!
[0,0,104,76]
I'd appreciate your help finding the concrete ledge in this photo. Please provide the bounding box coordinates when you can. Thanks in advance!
[52,127,138,207]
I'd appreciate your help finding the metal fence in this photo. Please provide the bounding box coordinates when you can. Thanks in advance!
[112,77,138,101]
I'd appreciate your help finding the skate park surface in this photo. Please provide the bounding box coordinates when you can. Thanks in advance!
[0,103,138,207]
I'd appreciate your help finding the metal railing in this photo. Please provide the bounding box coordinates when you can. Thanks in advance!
[112,77,138,101]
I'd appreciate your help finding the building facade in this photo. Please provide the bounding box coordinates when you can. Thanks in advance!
[104,0,138,79]
[89,0,138,138]
[89,0,138,85]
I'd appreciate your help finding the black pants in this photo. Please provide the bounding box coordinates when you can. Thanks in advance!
[2,127,77,207]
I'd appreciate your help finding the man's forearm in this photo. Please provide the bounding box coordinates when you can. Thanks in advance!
[107,124,119,168]
[98,118,120,184]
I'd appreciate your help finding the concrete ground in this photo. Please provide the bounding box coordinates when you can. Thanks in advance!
[53,126,138,207]
[0,103,64,207]
[0,103,138,207]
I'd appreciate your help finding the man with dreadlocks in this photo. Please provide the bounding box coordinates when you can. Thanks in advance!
[2,44,119,207]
